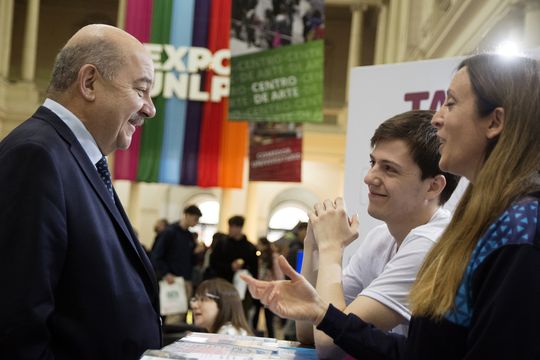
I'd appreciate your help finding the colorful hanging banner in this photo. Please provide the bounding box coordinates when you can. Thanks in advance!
[228,0,324,123]
[113,0,248,188]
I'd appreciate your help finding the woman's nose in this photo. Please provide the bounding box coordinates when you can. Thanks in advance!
[431,109,443,129]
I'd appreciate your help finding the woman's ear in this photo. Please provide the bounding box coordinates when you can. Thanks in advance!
[77,64,98,101]
[486,107,505,140]
[427,174,446,202]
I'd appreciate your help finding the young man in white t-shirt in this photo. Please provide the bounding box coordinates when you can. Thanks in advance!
[296,110,460,359]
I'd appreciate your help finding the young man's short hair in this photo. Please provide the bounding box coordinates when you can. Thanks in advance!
[228,215,245,228]
[370,110,460,204]
[184,205,202,217]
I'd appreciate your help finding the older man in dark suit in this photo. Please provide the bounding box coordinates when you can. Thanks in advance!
[0,24,160,359]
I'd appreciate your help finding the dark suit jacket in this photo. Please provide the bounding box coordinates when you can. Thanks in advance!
[0,107,161,359]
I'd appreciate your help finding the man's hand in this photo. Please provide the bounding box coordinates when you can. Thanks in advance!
[194,242,206,254]
[309,197,359,251]
[164,273,175,284]
[241,255,328,325]
[231,258,244,272]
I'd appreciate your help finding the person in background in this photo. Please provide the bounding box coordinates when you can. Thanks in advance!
[243,53,540,359]
[209,215,258,321]
[151,205,202,322]
[252,237,284,337]
[133,228,151,258]
[191,232,208,293]
[149,218,169,260]
[154,218,169,236]
[286,221,307,272]
[191,278,253,336]
[203,232,227,280]
[275,221,308,340]
[0,24,160,359]
[273,221,307,271]
[210,216,258,283]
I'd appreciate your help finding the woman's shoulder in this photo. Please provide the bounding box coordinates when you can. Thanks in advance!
[469,197,539,271]
[444,197,540,327]
[484,197,538,247]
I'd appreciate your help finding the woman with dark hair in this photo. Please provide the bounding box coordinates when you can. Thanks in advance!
[190,278,252,336]
[242,53,540,359]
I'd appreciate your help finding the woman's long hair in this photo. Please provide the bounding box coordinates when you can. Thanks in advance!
[195,278,253,334]
[410,54,540,318]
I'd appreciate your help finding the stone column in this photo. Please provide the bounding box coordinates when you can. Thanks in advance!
[346,4,367,101]
[0,0,15,78]
[219,189,234,233]
[243,182,259,244]
[524,0,540,48]
[117,0,127,29]
[374,2,388,65]
[384,0,399,63]
[395,0,410,61]
[21,0,40,82]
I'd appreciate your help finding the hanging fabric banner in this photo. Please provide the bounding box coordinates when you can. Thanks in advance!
[113,0,248,188]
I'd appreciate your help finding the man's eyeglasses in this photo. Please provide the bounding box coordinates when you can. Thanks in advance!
[189,293,220,304]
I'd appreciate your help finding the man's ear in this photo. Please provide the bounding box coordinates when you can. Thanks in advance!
[486,107,504,140]
[426,174,446,202]
[77,64,98,101]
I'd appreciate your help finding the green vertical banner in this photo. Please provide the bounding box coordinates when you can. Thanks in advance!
[229,40,323,122]
[137,0,172,182]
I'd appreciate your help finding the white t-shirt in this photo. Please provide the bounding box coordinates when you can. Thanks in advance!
[217,322,248,336]
[342,207,451,335]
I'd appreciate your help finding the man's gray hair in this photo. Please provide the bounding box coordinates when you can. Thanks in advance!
[48,39,125,93]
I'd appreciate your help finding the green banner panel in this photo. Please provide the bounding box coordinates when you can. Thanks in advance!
[229,40,323,123]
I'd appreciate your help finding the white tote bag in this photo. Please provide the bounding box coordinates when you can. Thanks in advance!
[233,269,250,300]
[159,276,188,315]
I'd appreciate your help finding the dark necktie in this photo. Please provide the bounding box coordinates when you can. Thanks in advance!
[96,156,114,200]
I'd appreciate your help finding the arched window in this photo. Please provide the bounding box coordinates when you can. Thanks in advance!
[188,195,220,247]
[267,202,309,242]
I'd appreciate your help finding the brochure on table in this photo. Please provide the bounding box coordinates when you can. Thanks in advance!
[140,332,317,359]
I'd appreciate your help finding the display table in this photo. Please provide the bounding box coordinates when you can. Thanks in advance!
[140,332,317,359]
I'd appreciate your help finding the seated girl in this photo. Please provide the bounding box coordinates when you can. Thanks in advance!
[190,278,252,336]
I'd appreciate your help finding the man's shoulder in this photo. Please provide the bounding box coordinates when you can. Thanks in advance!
[0,128,66,168]
[234,236,257,253]
[163,224,191,237]
[348,224,394,265]
[242,236,257,249]
[3,119,46,143]
[1,109,66,153]
[364,223,394,245]
[406,208,451,244]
